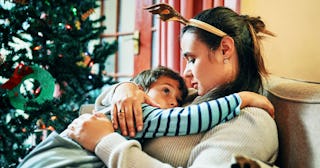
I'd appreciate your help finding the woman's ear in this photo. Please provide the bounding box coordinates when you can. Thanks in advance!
[220,36,235,59]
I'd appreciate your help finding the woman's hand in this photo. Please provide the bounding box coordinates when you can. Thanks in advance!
[111,82,160,137]
[67,113,114,152]
[238,91,275,118]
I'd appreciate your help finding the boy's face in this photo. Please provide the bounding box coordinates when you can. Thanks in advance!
[146,76,182,109]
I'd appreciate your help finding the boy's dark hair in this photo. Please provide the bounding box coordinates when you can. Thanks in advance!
[130,66,188,105]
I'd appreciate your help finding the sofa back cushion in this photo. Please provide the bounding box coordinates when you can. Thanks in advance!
[266,76,320,168]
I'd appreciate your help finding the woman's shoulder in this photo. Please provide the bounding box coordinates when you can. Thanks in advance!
[204,106,277,138]
[240,107,275,125]
[197,107,279,165]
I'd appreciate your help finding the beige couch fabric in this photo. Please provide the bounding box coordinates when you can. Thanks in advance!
[266,76,320,168]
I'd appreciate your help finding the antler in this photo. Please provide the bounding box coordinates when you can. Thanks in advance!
[144,3,227,37]
[144,3,189,24]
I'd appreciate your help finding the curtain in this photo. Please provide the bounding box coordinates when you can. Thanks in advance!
[157,0,240,77]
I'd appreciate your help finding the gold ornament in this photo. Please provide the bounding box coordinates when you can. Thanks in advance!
[75,20,81,30]
[76,53,91,67]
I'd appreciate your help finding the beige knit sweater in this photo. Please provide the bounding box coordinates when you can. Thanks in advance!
[94,85,279,168]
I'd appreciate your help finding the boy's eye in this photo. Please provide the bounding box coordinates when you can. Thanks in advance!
[163,88,170,94]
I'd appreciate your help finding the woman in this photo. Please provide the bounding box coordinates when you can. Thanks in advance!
[68,6,278,168]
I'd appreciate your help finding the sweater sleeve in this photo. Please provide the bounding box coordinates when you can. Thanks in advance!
[95,133,174,168]
[134,93,242,138]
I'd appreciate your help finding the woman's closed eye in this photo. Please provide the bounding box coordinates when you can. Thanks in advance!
[184,54,196,64]
[187,58,195,64]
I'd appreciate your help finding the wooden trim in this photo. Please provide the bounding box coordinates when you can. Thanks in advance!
[157,18,162,66]
[114,0,120,80]
[235,0,241,13]
[100,32,135,38]
[160,20,167,66]
[214,0,224,7]
[167,0,180,72]
[203,0,213,9]
[180,0,194,76]
[104,73,133,78]
[133,0,153,76]
[100,0,105,43]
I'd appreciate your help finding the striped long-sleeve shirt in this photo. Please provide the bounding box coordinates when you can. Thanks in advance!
[127,93,241,139]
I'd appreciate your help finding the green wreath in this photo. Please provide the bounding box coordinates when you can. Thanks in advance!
[8,65,55,110]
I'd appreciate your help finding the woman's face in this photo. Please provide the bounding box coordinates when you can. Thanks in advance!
[181,32,234,96]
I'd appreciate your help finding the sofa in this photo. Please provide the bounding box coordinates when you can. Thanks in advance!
[79,75,320,168]
[264,75,320,168]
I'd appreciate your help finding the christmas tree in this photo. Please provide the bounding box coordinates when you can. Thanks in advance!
[0,0,117,167]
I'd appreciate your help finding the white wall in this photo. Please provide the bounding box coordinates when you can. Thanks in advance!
[242,0,320,83]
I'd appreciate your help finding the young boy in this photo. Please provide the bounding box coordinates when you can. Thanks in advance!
[18,66,273,167]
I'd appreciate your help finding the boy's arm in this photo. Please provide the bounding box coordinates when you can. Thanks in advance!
[134,93,241,138]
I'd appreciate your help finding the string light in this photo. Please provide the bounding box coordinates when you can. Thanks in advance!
[51,116,57,121]
[65,24,72,30]
[81,8,94,21]
[33,46,42,51]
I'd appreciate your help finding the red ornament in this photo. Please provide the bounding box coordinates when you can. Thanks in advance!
[1,64,34,90]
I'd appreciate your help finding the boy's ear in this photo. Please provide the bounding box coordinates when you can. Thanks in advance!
[220,36,235,59]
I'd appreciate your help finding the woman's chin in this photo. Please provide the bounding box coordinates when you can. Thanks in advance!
[197,89,205,96]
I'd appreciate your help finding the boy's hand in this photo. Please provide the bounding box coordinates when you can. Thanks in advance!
[238,91,275,118]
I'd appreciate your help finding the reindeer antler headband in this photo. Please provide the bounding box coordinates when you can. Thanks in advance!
[144,3,227,37]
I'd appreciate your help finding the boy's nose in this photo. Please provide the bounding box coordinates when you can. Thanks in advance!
[169,99,178,107]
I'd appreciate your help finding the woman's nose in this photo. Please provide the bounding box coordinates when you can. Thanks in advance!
[183,63,192,78]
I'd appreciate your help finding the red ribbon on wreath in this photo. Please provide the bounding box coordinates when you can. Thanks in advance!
[1,63,34,90]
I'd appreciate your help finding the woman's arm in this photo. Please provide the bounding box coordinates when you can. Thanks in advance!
[96,82,160,137]
[67,114,175,168]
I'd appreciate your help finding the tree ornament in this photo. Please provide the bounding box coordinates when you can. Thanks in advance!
[0,53,4,65]
[65,24,72,30]
[75,20,81,30]
[40,12,47,20]
[72,7,78,16]
[14,0,28,4]
[81,8,95,21]
[5,65,55,110]
[1,63,34,90]
[33,45,42,51]
[76,52,92,67]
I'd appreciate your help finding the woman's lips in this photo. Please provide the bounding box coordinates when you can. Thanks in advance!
[191,82,198,89]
